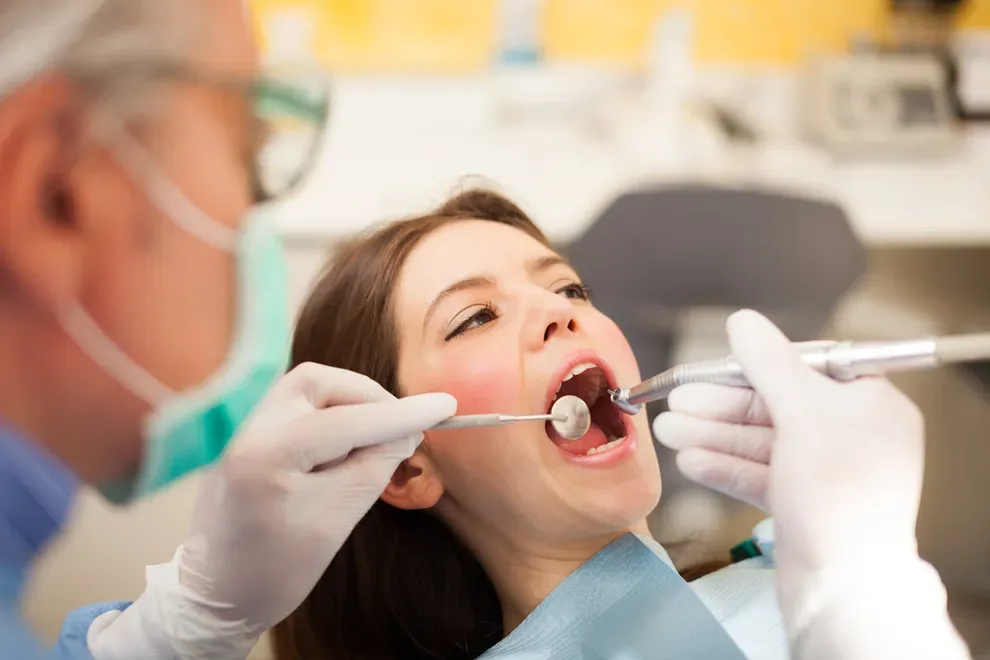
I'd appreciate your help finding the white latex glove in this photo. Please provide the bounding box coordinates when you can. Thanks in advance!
[87,362,457,660]
[654,376,776,511]
[653,310,970,660]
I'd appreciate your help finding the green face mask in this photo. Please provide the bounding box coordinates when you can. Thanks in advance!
[60,129,290,504]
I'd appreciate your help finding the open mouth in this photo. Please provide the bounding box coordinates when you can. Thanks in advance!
[545,359,630,457]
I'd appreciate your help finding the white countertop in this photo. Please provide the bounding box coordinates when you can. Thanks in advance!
[273,69,990,248]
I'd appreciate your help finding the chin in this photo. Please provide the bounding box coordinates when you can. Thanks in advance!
[580,457,663,532]
[585,495,660,534]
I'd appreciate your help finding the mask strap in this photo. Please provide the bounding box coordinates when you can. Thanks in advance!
[97,112,240,252]
[60,303,173,406]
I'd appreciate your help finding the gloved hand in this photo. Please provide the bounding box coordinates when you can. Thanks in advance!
[653,311,970,659]
[653,376,775,511]
[87,362,457,660]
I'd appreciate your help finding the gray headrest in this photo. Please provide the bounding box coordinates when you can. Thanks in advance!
[565,184,867,343]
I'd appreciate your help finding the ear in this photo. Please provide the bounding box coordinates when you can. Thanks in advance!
[0,74,92,311]
[381,449,445,510]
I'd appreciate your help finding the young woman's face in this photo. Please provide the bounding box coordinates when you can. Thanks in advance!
[390,220,661,549]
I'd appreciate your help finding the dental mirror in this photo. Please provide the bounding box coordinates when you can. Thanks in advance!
[430,395,591,440]
[550,395,591,441]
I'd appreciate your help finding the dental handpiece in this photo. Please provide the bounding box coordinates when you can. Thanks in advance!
[432,395,592,441]
[609,332,990,415]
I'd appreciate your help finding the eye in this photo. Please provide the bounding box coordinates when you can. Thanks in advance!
[556,283,591,301]
[444,303,499,341]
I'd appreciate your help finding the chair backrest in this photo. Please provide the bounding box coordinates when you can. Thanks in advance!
[565,184,867,389]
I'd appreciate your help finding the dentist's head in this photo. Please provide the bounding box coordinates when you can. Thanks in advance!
[0,0,327,501]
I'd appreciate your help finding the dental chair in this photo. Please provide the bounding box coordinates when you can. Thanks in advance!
[564,184,866,565]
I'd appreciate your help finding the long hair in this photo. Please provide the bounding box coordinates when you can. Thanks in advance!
[272,189,727,659]
[272,190,545,659]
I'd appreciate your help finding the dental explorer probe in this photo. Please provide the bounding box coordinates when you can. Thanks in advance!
[432,395,592,441]
[609,332,990,415]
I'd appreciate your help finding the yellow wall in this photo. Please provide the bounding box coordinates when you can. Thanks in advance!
[545,0,990,66]
[251,0,990,72]
[251,0,496,72]
[959,0,990,26]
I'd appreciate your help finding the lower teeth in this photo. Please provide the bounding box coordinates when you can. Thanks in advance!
[586,436,623,455]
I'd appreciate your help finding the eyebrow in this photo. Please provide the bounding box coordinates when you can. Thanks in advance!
[421,254,573,332]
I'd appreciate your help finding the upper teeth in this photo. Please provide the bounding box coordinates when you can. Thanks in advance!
[558,363,595,389]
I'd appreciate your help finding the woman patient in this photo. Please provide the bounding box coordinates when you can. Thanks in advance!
[273,190,786,659]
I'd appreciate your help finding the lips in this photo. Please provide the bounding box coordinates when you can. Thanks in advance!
[543,352,619,413]
[543,352,630,456]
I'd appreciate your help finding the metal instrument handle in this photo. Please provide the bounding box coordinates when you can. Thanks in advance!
[618,341,838,413]
[432,413,564,431]
[432,414,505,430]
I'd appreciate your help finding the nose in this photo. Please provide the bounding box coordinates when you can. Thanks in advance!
[522,291,579,351]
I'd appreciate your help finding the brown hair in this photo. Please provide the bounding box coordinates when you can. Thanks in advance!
[272,190,544,660]
[272,189,726,659]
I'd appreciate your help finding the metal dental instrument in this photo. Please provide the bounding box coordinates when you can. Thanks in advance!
[609,333,990,415]
[549,395,593,441]
[432,395,592,441]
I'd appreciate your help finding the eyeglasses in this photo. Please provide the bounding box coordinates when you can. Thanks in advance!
[109,63,331,205]
[250,71,330,204]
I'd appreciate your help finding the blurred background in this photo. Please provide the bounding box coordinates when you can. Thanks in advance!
[24,0,990,656]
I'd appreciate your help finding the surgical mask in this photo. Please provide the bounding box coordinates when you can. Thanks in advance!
[60,122,290,504]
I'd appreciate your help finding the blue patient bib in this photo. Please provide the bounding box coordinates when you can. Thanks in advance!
[481,533,748,660]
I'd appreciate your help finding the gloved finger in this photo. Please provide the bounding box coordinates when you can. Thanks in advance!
[667,383,773,427]
[676,448,770,511]
[275,362,394,407]
[653,412,773,463]
[726,310,829,418]
[282,393,458,472]
[314,434,416,494]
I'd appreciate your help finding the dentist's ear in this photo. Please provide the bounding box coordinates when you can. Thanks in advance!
[381,449,444,510]
[0,75,89,312]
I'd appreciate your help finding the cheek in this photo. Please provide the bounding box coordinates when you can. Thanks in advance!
[414,348,541,498]
[597,317,642,382]
[414,346,532,477]
[419,347,523,416]
[88,224,234,393]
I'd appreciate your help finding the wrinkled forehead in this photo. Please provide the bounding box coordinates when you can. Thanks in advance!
[395,220,564,322]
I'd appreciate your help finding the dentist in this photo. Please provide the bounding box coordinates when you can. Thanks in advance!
[655,310,972,659]
[0,1,454,658]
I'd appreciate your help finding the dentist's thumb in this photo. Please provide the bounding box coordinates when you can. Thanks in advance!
[726,310,824,420]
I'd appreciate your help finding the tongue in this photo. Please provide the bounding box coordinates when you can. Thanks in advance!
[548,420,608,455]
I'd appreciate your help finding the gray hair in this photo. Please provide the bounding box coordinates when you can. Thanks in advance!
[0,0,202,121]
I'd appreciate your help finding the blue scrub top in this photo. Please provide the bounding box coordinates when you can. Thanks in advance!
[0,422,128,659]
